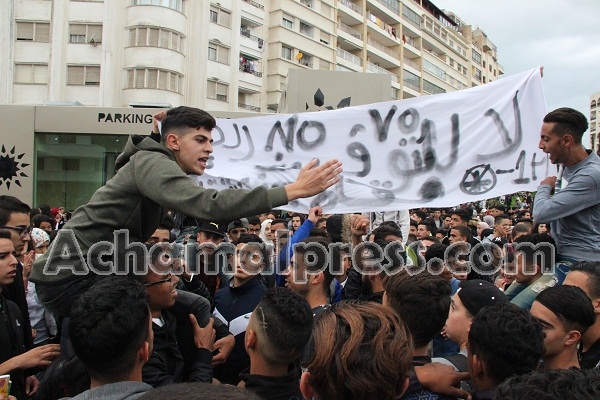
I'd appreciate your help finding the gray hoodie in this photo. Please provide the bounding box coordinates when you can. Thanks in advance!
[61,381,153,400]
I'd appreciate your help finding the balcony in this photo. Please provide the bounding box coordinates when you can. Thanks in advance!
[403,57,419,70]
[338,0,362,15]
[366,60,398,82]
[339,21,362,40]
[403,79,420,92]
[238,103,261,112]
[336,47,362,67]
[240,28,263,44]
[368,37,398,59]
[242,0,264,10]
[374,0,399,15]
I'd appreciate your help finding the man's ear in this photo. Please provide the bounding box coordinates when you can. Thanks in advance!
[311,272,324,285]
[245,328,257,351]
[592,297,600,315]
[470,353,484,379]
[399,377,409,398]
[139,341,151,364]
[565,330,581,347]
[300,371,315,400]
[165,133,180,151]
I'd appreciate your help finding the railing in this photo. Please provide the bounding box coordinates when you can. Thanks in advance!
[368,37,398,59]
[300,25,314,38]
[338,0,362,14]
[403,78,420,91]
[238,103,261,112]
[405,36,418,48]
[239,67,263,77]
[402,11,420,28]
[240,28,263,43]
[336,47,362,66]
[375,0,399,15]
[403,57,419,70]
[242,0,264,10]
[366,61,398,82]
[471,40,482,51]
[339,22,362,40]
[298,59,313,68]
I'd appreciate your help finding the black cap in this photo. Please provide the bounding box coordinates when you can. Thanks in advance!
[198,221,227,238]
[456,279,508,316]
[227,218,249,232]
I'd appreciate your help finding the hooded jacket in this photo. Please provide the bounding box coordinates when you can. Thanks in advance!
[31,135,288,285]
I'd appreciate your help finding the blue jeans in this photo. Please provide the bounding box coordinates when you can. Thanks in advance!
[35,275,105,317]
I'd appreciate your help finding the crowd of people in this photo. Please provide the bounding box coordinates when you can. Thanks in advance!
[1,106,600,400]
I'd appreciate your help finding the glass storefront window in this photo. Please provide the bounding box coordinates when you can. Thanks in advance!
[34,133,128,211]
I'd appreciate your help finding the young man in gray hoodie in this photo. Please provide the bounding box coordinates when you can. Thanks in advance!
[31,106,342,317]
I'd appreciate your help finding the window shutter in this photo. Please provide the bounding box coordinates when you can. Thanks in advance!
[70,24,86,36]
[148,28,159,46]
[147,69,158,88]
[158,70,167,89]
[172,34,180,51]
[88,25,103,43]
[206,81,216,98]
[67,66,84,85]
[17,22,34,40]
[138,28,148,46]
[136,69,146,88]
[129,28,137,46]
[217,46,229,64]
[86,66,100,85]
[220,11,231,27]
[127,69,134,88]
[14,64,31,83]
[160,29,169,48]
[169,72,176,91]
[33,64,48,84]
[36,23,50,42]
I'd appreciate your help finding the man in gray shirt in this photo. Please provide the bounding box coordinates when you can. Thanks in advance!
[534,107,600,282]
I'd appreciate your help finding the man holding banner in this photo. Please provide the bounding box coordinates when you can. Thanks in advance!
[533,107,600,282]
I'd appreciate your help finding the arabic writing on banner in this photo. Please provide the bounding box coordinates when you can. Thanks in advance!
[196,68,549,213]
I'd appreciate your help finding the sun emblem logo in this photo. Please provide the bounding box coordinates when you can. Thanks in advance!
[0,145,29,190]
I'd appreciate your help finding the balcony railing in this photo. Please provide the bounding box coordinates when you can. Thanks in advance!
[374,0,399,15]
[337,47,362,66]
[338,0,363,14]
[238,103,261,112]
[339,21,362,40]
[298,59,313,68]
[242,0,264,10]
[403,57,419,70]
[368,37,398,59]
[403,78,420,91]
[240,28,263,43]
[471,40,482,52]
[405,36,418,48]
[366,61,398,82]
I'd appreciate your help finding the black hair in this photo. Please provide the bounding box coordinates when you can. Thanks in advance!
[373,225,402,242]
[158,213,174,231]
[543,107,588,144]
[451,225,472,241]
[534,285,596,334]
[569,262,600,299]
[294,236,334,292]
[451,209,471,223]
[32,213,54,228]
[246,215,261,226]
[0,229,11,240]
[256,288,313,364]
[493,368,600,400]
[383,270,451,348]
[379,220,401,230]
[0,195,30,226]
[160,106,216,144]
[309,227,329,239]
[69,277,150,381]
[494,214,511,225]
[468,303,544,385]
[418,219,437,235]
[412,210,428,221]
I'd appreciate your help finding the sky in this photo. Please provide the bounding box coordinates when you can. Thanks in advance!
[434,0,600,145]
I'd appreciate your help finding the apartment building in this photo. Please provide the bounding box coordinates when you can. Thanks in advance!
[2,0,503,111]
[591,91,599,153]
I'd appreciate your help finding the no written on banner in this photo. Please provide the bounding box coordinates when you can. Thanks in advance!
[196,68,549,214]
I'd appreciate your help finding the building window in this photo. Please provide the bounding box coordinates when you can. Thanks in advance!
[449,40,454,48]
[206,80,228,102]
[16,21,50,42]
[67,65,101,85]
[208,41,230,64]
[281,45,292,60]
[132,0,182,12]
[472,50,481,65]
[423,79,446,95]
[474,68,482,82]
[209,5,231,28]
[424,60,446,81]
[126,68,183,93]
[69,24,102,44]
[402,4,421,27]
[14,63,48,84]
[282,17,294,29]
[128,27,183,51]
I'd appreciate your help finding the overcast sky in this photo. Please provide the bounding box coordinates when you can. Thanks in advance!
[434,0,600,144]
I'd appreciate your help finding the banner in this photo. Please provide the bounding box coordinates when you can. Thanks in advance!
[197,68,549,213]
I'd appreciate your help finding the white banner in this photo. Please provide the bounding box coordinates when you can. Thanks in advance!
[198,68,549,213]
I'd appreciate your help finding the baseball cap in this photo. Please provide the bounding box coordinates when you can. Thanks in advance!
[227,218,249,232]
[198,221,227,238]
[456,280,508,316]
